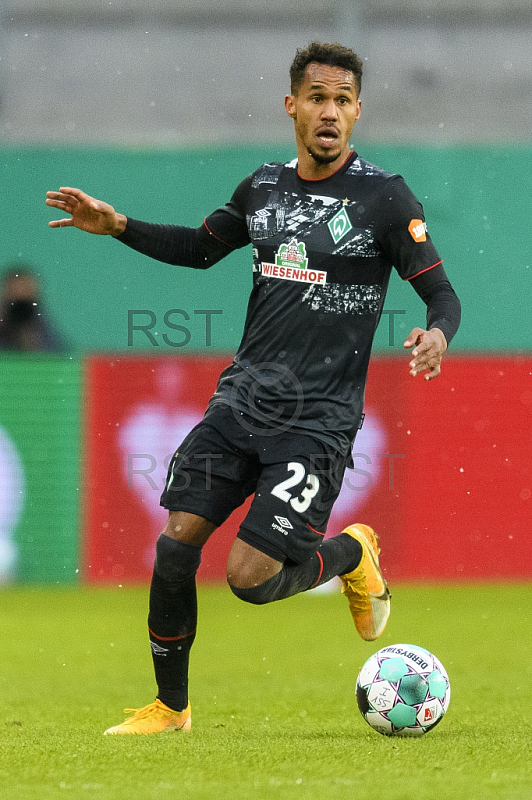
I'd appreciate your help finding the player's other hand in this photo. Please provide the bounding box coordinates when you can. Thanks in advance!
[404,327,447,381]
[45,187,127,236]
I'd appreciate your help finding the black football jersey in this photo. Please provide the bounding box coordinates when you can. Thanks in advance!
[202,151,442,453]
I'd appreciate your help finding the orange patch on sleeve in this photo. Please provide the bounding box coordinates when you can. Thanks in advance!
[408,219,427,242]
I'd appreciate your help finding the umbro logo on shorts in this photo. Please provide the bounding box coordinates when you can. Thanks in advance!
[271,515,294,535]
[274,515,293,529]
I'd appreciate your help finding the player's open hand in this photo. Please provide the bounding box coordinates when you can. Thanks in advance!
[404,327,447,381]
[45,187,127,236]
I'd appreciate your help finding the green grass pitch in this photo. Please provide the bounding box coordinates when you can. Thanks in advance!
[1,583,531,800]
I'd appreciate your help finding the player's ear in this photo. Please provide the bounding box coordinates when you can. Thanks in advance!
[354,99,362,123]
[284,94,296,118]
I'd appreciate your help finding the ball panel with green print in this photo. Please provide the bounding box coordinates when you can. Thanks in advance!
[397,673,429,705]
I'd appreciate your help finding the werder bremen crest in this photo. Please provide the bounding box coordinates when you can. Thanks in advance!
[275,239,308,269]
[328,206,353,244]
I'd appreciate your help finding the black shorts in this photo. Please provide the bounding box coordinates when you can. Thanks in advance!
[160,405,349,564]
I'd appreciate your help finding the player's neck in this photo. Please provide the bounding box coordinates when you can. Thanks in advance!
[296,148,353,181]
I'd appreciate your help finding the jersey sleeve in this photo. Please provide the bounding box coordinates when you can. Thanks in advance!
[374,175,442,281]
[409,264,461,346]
[203,174,252,250]
[114,174,252,268]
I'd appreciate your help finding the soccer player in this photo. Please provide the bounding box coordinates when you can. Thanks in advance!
[46,41,461,735]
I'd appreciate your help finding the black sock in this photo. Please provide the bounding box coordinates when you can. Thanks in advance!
[148,537,201,712]
[229,532,362,605]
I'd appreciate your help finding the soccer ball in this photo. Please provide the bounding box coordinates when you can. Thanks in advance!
[356,643,451,737]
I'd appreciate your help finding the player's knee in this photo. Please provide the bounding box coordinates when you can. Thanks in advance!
[228,575,280,605]
[153,533,201,583]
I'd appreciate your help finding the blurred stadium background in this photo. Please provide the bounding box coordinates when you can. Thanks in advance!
[0,0,530,586]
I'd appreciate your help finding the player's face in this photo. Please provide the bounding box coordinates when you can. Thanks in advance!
[285,63,361,178]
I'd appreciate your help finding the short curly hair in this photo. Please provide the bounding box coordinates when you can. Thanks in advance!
[290,41,363,96]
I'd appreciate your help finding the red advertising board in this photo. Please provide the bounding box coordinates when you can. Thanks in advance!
[395,356,532,580]
[83,354,531,583]
[83,355,245,583]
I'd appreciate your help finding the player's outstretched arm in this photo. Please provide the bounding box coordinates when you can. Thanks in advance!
[404,327,447,381]
[45,187,127,236]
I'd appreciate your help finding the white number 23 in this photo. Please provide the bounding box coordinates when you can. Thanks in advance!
[271,462,320,513]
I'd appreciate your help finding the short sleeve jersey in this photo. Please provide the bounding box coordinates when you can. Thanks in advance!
[203,151,442,454]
